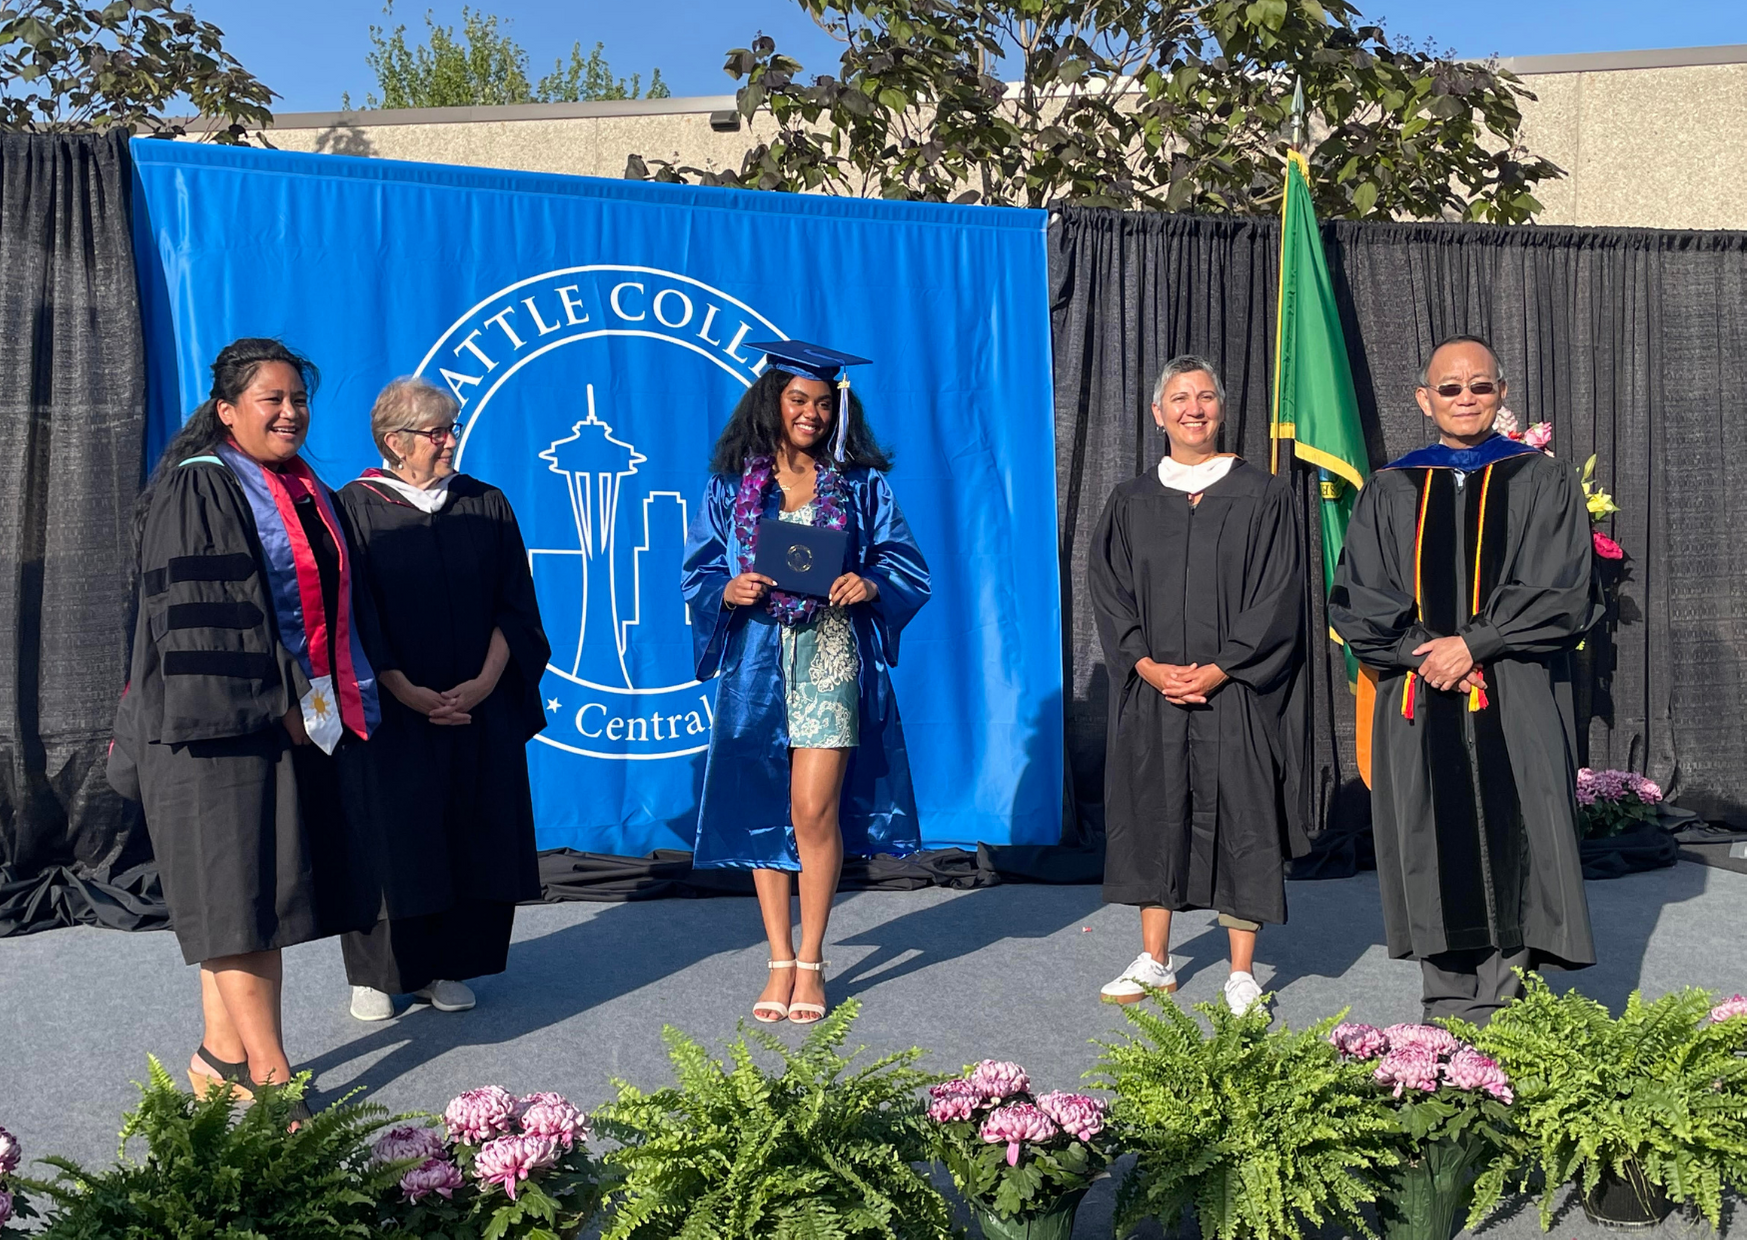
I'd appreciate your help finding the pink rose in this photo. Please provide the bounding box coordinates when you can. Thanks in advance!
[400,1156,464,1203]
[1592,530,1624,560]
[0,1124,17,1175]
[1523,421,1553,451]
[0,1188,12,1225]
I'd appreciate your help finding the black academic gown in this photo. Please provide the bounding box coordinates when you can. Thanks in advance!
[1329,441,1602,968]
[1088,459,1310,924]
[109,460,380,964]
[336,474,548,992]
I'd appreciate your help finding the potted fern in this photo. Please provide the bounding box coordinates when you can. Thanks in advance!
[592,998,956,1239]
[1469,976,1747,1229]
[1329,1023,1518,1240]
[927,1061,1112,1239]
[1096,998,1399,1240]
[22,1058,400,1239]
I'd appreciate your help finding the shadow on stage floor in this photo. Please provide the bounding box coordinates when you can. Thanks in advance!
[300,898,772,1095]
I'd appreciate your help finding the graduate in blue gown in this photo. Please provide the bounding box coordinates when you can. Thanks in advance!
[681,341,930,1025]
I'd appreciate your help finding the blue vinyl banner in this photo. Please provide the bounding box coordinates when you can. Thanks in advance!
[130,140,1060,857]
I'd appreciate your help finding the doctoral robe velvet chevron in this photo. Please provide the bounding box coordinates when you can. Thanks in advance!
[681,468,930,870]
[1330,441,1603,967]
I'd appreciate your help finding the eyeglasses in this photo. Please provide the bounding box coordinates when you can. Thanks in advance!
[1426,381,1499,398]
[396,422,461,445]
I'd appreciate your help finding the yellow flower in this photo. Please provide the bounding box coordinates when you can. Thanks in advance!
[1586,489,1618,519]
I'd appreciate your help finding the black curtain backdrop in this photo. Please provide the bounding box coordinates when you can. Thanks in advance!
[0,132,161,936]
[1051,207,1747,857]
[6,158,1746,930]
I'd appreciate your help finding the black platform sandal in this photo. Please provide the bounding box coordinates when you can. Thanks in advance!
[188,1046,253,1101]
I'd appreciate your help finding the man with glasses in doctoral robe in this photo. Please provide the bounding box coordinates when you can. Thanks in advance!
[1330,335,1604,1025]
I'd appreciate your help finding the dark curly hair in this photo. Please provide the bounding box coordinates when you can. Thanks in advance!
[132,337,320,559]
[708,367,892,475]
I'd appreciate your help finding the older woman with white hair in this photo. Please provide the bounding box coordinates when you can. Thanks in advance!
[337,377,550,1021]
[1087,354,1310,1017]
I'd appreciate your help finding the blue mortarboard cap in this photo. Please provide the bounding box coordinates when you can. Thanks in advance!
[749,339,872,461]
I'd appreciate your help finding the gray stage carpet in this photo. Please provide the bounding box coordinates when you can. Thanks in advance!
[1,861,1740,1237]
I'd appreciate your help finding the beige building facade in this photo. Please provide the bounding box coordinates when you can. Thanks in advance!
[254,44,1747,233]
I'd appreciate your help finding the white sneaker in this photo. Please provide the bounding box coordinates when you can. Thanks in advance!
[350,985,395,1022]
[1223,970,1267,1016]
[413,980,476,1012]
[1100,952,1178,1004]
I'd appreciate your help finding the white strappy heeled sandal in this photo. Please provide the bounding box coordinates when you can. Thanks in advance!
[790,959,829,1025]
[754,959,796,1023]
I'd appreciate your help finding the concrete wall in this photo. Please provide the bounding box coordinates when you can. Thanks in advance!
[251,45,1747,232]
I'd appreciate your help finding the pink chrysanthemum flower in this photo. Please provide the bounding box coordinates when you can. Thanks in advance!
[1384,1024,1459,1057]
[474,1134,560,1200]
[443,1086,518,1145]
[980,1103,1059,1166]
[0,1124,18,1175]
[1710,995,1747,1023]
[1035,1092,1106,1142]
[1374,1046,1442,1097]
[927,1079,980,1123]
[1330,1023,1389,1061]
[968,1060,1030,1104]
[517,1093,591,1149]
[371,1124,448,1167]
[400,1156,464,1203]
[1444,1047,1514,1103]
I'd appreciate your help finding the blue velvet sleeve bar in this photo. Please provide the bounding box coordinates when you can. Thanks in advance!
[681,473,739,681]
[852,470,931,667]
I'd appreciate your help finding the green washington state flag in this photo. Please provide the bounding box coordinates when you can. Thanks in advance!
[1271,149,1368,689]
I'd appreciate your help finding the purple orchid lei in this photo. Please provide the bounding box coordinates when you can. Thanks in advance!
[732,453,850,626]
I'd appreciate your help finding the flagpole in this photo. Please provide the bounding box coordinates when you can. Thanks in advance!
[1271,79,1307,478]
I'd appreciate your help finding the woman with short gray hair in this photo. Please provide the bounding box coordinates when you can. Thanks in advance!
[337,376,551,1021]
[1088,355,1310,1017]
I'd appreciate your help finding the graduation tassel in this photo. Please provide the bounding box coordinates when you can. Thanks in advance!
[833,375,851,463]
[1400,671,1417,721]
[1468,675,1489,712]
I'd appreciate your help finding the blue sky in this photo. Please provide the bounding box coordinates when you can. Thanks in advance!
[193,0,1745,114]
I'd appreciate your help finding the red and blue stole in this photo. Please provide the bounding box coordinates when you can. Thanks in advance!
[213,441,378,749]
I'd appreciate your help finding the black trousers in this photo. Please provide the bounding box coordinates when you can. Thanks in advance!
[1419,946,1530,1026]
[341,900,517,994]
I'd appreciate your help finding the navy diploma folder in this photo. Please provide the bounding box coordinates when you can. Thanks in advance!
[753,518,850,598]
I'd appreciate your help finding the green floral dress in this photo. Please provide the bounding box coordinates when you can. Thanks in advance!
[778,503,861,749]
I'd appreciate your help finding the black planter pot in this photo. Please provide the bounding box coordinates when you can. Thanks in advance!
[1581,1163,1673,1230]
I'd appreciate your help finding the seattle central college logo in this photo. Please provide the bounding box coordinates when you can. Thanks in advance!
[416,266,784,761]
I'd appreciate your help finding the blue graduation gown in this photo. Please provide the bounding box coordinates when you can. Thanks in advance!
[681,467,931,869]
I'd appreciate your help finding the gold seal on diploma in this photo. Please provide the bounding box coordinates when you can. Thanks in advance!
[787,543,814,573]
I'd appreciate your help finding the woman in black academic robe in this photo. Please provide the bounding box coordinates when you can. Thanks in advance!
[110,339,382,1115]
[1087,356,1310,1017]
[336,376,548,1021]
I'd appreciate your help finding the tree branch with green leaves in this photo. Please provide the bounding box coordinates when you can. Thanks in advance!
[0,0,274,143]
[630,0,1560,222]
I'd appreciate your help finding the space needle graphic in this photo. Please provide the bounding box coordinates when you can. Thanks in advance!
[540,385,646,689]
